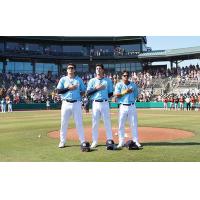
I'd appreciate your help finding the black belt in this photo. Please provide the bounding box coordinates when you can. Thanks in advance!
[63,99,78,103]
[121,103,134,106]
[94,99,108,102]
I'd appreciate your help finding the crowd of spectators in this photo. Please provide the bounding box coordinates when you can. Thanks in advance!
[114,47,140,56]
[89,47,140,57]
[138,64,200,102]
[80,71,152,89]
[161,93,200,111]
[146,64,200,80]
[0,72,61,104]
[1,64,200,104]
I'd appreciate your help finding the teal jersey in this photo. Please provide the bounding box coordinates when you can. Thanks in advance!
[57,76,86,101]
[114,81,138,104]
[87,77,113,100]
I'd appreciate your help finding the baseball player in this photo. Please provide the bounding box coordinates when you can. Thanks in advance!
[57,63,90,151]
[174,96,179,111]
[198,94,200,111]
[1,98,6,113]
[185,96,191,111]
[46,98,50,110]
[190,95,195,110]
[163,96,168,111]
[86,64,115,149]
[7,99,13,112]
[179,95,185,111]
[114,70,142,149]
[169,96,175,110]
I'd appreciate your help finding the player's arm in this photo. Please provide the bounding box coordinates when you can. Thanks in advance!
[57,88,70,94]
[57,79,78,94]
[57,78,70,94]
[57,85,77,94]
[86,89,97,96]
[114,93,122,98]
[108,92,113,98]
[114,83,123,98]
[86,79,98,97]
[115,89,129,97]
[57,77,76,94]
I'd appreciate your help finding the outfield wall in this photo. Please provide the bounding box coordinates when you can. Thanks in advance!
[11,102,189,110]
[110,102,165,108]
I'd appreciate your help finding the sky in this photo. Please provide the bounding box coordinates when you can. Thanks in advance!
[146,36,200,67]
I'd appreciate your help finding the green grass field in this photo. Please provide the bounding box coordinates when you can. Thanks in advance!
[0,109,200,162]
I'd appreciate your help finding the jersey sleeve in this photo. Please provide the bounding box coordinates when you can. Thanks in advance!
[86,79,94,91]
[114,83,121,94]
[57,78,64,89]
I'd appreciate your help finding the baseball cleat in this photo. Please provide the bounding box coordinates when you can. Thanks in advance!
[125,140,140,150]
[135,141,143,148]
[90,141,98,148]
[116,143,124,150]
[58,142,65,148]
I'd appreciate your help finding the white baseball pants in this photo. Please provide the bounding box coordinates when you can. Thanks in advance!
[180,102,184,110]
[1,104,6,112]
[8,104,12,112]
[163,102,168,110]
[118,104,139,143]
[59,101,85,144]
[92,101,113,143]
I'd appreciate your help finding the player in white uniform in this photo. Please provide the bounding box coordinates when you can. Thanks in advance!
[1,98,6,113]
[86,64,115,150]
[7,99,13,112]
[114,70,142,149]
[57,63,89,150]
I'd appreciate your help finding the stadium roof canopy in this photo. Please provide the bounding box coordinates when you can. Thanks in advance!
[139,46,200,62]
[3,36,147,44]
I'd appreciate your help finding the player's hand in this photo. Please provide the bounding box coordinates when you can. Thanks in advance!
[95,84,105,91]
[121,90,128,96]
[121,88,132,96]
[68,84,78,90]
[126,88,133,93]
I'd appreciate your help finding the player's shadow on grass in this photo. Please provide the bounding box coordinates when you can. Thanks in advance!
[63,144,98,152]
[96,144,143,150]
[143,142,200,146]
